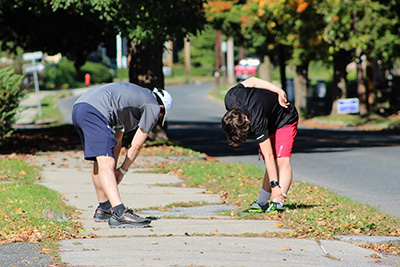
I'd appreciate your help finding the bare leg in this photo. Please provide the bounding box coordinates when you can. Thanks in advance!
[261,170,271,192]
[260,157,292,201]
[93,156,122,207]
[92,161,108,203]
[276,157,292,195]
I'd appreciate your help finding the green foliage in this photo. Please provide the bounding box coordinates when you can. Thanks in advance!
[44,59,78,89]
[114,0,206,45]
[43,59,113,89]
[186,25,215,70]
[0,1,116,67]
[78,61,113,84]
[0,67,24,145]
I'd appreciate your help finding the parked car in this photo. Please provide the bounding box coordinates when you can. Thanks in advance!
[234,58,260,81]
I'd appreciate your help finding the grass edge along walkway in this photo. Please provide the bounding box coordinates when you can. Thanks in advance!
[1,147,400,257]
[148,153,400,256]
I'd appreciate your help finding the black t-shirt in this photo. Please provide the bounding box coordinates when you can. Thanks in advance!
[224,83,298,143]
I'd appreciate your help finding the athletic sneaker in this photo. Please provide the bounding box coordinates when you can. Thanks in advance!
[266,199,286,213]
[237,201,269,216]
[108,208,151,228]
[93,206,112,222]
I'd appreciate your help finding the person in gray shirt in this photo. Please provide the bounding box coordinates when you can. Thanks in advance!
[72,82,173,228]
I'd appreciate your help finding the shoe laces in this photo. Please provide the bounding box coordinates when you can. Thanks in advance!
[124,208,140,218]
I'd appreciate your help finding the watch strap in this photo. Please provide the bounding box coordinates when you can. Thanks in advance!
[270,180,280,188]
[118,167,128,175]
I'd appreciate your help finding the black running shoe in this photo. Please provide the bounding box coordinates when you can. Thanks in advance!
[108,208,151,228]
[93,206,112,222]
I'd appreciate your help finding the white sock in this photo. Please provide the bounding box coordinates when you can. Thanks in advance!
[256,188,271,206]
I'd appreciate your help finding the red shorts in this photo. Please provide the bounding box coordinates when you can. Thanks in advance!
[258,120,298,159]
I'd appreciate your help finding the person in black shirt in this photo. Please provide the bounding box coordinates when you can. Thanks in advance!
[222,77,298,214]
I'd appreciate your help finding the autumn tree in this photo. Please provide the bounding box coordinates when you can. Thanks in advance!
[240,0,326,111]
[317,0,400,115]
[204,0,245,87]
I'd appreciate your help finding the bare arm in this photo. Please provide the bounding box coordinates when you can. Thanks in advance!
[113,131,124,164]
[241,77,289,108]
[258,138,286,204]
[115,128,148,183]
[120,128,148,170]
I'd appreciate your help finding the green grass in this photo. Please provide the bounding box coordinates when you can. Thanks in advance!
[34,90,72,124]
[150,158,400,240]
[140,144,202,158]
[0,158,39,183]
[0,156,83,261]
[313,113,400,128]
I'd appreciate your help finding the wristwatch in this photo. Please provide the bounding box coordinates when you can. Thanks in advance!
[270,180,280,188]
[118,167,128,175]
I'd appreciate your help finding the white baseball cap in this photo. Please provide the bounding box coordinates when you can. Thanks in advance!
[153,87,173,126]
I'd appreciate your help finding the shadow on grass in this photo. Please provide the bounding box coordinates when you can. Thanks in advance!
[0,124,82,155]
[285,203,322,210]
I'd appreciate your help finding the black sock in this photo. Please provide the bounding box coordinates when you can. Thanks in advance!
[99,200,111,210]
[112,204,126,217]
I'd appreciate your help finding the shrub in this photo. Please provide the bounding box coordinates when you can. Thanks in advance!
[78,61,113,84]
[43,59,78,89]
[0,66,25,145]
[43,59,113,89]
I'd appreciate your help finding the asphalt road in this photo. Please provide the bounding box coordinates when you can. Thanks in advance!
[59,82,400,218]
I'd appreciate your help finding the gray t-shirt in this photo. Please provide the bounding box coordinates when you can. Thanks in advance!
[74,82,160,133]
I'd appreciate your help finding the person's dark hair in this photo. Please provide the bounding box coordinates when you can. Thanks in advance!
[221,108,250,146]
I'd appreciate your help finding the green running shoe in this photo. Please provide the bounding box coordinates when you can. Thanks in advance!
[266,199,286,214]
[238,201,269,216]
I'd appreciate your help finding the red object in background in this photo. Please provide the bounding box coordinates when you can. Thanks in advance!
[85,73,91,87]
[234,58,260,81]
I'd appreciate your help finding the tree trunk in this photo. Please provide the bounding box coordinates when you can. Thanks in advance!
[258,55,273,82]
[239,46,244,60]
[128,41,164,89]
[128,40,167,141]
[331,49,350,114]
[366,55,375,112]
[356,57,368,116]
[294,63,309,113]
[278,45,287,92]
[184,36,191,80]
[214,30,222,91]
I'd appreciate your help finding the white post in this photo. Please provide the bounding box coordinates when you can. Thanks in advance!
[116,34,122,69]
[32,69,42,117]
[23,52,44,118]
[227,37,235,85]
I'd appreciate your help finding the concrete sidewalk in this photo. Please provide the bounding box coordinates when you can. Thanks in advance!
[29,151,399,266]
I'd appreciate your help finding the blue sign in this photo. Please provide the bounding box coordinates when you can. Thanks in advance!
[337,98,359,114]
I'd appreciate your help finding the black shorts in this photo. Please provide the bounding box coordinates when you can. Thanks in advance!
[72,103,117,161]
